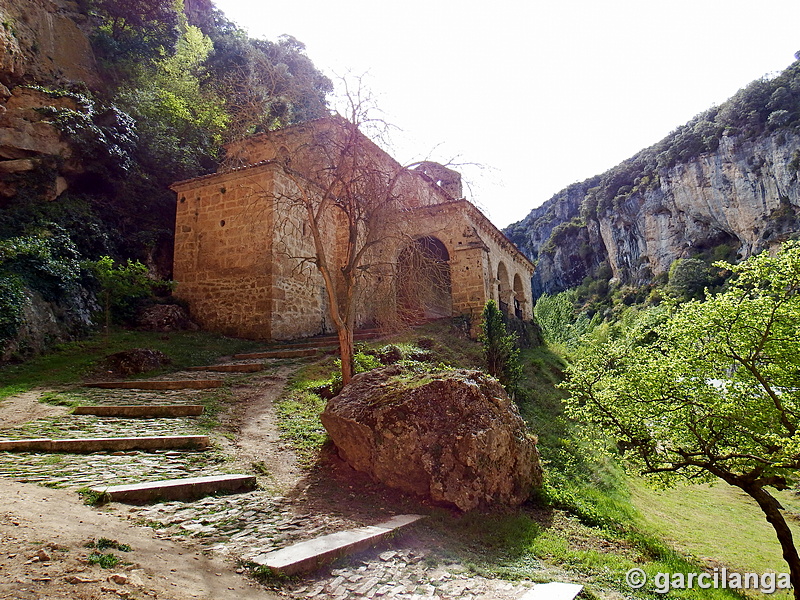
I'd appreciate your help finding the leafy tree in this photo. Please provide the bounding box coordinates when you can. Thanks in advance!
[666,257,716,301]
[87,256,164,335]
[214,35,332,141]
[480,300,523,396]
[563,241,800,596]
[534,289,601,348]
[0,227,84,346]
[87,0,181,71]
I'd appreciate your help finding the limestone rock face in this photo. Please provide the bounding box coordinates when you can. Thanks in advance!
[320,367,541,511]
[507,131,800,296]
[0,0,99,88]
[0,0,100,198]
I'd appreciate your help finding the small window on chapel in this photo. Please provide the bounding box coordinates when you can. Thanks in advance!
[277,146,291,166]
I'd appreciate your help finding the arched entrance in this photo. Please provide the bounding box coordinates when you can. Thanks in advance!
[513,273,524,319]
[497,262,511,315]
[397,236,452,323]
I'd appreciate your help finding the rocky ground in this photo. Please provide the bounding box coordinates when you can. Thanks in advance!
[0,355,598,600]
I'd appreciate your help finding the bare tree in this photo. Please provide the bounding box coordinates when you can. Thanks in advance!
[270,83,425,384]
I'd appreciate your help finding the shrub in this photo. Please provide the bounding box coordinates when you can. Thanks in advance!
[479,300,523,398]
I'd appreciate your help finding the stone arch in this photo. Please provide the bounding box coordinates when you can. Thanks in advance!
[513,273,525,319]
[497,262,512,314]
[397,236,453,322]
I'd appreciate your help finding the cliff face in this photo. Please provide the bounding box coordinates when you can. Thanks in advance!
[0,0,100,196]
[0,0,99,88]
[507,130,800,297]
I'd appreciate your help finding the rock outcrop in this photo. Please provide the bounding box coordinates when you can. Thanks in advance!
[0,0,100,200]
[136,304,197,333]
[320,367,541,511]
[1,286,94,362]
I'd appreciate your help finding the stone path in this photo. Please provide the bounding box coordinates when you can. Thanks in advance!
[279,547,536,600]
[0,345,588,600]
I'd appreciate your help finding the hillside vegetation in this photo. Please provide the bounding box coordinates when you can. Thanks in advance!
[0,0,331,359]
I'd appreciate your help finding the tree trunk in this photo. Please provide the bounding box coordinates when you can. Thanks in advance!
[338,325,354,386]
[743,484,800,599]
[104,289,111,347]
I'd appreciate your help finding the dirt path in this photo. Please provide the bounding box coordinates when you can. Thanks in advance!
[0,478,277,600]
[0,377,289,600]
[223,367,301,493]
[0,390,69,429]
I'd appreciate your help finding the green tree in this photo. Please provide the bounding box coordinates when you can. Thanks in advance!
[562,241,800,597]
[88,256,162,337]
[0,228,83,345]
[533,289,600,348]
[87,0,181,70]
[480,300,523,397]
[666,256,715,301]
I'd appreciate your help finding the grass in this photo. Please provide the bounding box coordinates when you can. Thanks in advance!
[631,480,798,597]
[87,551,122,568]
[426,508,747,599]
[39,391,82,407]
[0,328,264,400]
[86,538,132,552]
[274,383,328,466]
[2,317,789,597]
[77,487,111,506]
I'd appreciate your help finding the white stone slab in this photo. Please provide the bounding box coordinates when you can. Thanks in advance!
[519,582,584,600]
[252,514,425,576]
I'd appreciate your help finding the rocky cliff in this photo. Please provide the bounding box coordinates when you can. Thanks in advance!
[506,61,800,297]
[0,0,100,195]
[0,0,99,88]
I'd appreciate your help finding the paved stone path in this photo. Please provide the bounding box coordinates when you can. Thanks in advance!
[0,354,584,600]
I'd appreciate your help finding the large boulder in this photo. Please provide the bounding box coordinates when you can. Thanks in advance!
[136,304,197,332]
[320,367,542,511]
[103,348,171,376]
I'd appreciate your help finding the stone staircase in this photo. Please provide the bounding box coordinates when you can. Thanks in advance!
[0,364,264,498]
[0,333,586,599]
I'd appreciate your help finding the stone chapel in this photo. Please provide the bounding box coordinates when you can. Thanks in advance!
[170,117,534,340]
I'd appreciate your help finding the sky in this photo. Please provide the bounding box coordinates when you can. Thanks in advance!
[211,0,800,229]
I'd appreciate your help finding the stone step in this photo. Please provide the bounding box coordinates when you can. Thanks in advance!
[252,514,424,577]
[0,435,209,453]
[264,340,340,351]
[92,474,257,504]
[267,331,381,349]
[186,363,266,373]
[72,405,204,418]
[232,348,319,360]
[519,582,584,600]
[84,379,223,390]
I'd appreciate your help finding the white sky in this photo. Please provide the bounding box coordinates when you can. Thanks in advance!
[211,0,800,229]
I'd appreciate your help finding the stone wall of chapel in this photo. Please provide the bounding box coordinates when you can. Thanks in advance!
[268,170,331,339]
[468,214,534,321]
[172,166,276,338]
[224,119,457,210]
[174,126,535,340]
